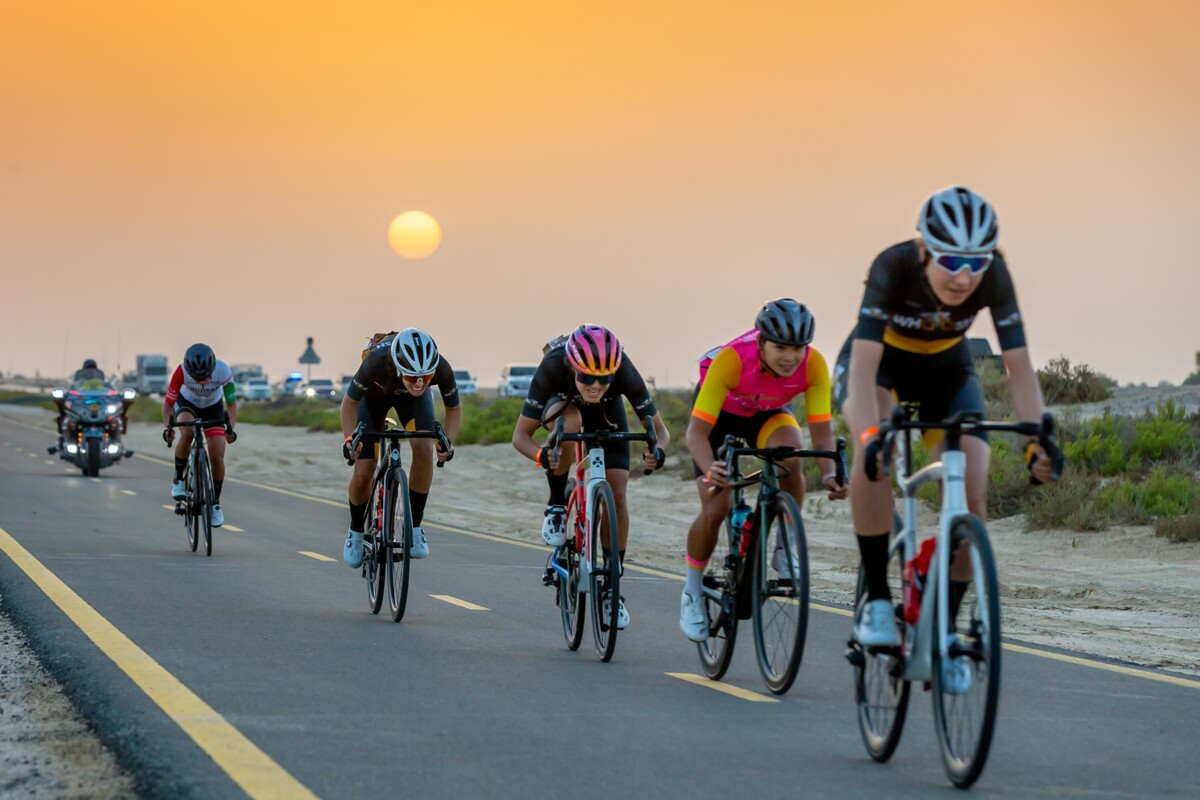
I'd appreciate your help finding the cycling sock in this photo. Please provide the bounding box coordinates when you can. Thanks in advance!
[547,471,568,505]
[213,479,223,503]
[684,553,707,596]
[349,500,367,533]
[857,533,892,601]
[409,490,428,527]
[174,457,187,481]
[949,580,970,624]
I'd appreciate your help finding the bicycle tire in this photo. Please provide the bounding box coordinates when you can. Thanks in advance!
[697,515,739,680]
[197,448,213,557]
[185,462,199,553]
[387,468,413,623]
[932,514,1001,789]
[853,512,909,762]
[559,496,585,650]
[751,492,809,694]
[365,474,386,615]
[588,480,620,662]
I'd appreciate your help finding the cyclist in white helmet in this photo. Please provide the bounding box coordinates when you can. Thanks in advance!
[835,186,1060,653]
[340,328,460,567]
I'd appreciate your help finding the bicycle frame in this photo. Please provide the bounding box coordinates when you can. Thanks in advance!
[549,440,608,595]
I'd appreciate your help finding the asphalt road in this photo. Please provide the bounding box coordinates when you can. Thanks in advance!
[1,413,1197,799]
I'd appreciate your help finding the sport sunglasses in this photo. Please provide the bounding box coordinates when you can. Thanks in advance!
[929,249,993,275]
[573,371,613,386]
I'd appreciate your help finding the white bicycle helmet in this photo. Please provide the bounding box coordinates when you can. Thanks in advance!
[917,186,998,255]
[390,328,440,376]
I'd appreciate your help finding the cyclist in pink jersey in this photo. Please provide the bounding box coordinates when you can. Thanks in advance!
[679,299,846,641]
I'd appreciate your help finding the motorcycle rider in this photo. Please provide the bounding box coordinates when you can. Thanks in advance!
[53,359,129,451]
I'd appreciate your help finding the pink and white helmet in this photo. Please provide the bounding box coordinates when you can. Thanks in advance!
[565,325,623,376]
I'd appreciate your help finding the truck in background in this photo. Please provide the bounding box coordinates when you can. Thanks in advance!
[136,354,170,395]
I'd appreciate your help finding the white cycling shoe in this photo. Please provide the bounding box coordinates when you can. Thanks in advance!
[210,504,224,527]
[343,528,364,569]
[941,635,974,695]
[679,591,708,642]
[853,598,902,647]
[602,592,630,630]
[542,504,566,547]
[409,526,429,559]
[771,546,801,579]
[171,480,186,501]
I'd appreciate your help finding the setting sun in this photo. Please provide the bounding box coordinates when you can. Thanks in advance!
[387,211,442,259]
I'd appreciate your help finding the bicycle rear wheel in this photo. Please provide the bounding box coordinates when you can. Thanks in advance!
[196,449,213,557]
[751,493,809,694]
[697,521,738,680]
[365,476,386,615]
[588,481,620,662]
[852,513,909,762]
[184,464,199,553]
[558,498,585,650]
[387,469,413,623]
[932,514,1001,789]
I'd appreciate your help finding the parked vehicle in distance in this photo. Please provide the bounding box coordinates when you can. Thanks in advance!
[231,363,265,386]
[281,372,304,397]
[452,370,477,395]
[136,354,170,395]
[300,378,338,401]
[498,363,538,397]
[239,377,273,401]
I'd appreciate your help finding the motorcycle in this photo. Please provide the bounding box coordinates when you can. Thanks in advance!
[48,387,136,476]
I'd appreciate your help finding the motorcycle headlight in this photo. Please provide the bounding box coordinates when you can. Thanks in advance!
[51,388,65,399]
[66,444,78,454]
[108,444,120,454]
[106,404,119,414]
[122,389,137,400]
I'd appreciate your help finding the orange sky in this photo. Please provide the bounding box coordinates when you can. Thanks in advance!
[3,2,1198,386]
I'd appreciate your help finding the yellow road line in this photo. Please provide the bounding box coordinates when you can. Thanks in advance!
[161,504,175,511]
[665,672,779,703]
[0,525,318,799]
[1001,642,1200,689]
[223,525,244,532]
[120,489,137,496]
[299,551,335,562]
[430,594,490,611]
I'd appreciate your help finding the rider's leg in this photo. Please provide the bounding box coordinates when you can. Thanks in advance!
[173,409,196,480]
[606,468,629,552]
[542,401,579,502]
[408,439,435,525]
[760,415,805,556]
[846,386,898,602]
[207,430,227,501]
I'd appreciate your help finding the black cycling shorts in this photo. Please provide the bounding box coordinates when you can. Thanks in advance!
[833,335,988,443]
[541,394,632,472]
[173,397,227,436]
[356,390,436,458]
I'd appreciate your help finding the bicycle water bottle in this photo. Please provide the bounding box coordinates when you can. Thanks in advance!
[903,538,936,625]
[730,501,752,558]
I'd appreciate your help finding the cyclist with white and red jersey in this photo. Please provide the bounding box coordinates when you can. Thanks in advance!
[679,299,846,641]
[511,325,670,630]
[161,343,238,527]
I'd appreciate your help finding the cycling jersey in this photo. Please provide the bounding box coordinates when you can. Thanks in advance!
[165,361,236,409]
[519,345,657,423]
[855,240,1026,354]
[347,341,460,408]
[691,330,832,424]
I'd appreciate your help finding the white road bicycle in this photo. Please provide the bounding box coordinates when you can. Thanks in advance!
[847,407,1063,789]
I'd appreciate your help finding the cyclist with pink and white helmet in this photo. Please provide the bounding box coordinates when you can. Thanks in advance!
[512,324,670,630]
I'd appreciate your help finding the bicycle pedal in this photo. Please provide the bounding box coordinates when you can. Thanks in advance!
[174,503,185,516]
[845,647,865,667]
[542,569,556,587]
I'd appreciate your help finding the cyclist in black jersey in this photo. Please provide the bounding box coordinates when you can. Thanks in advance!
[838,186,1059,648]
[511,325,669,630]
[340,328,460,568]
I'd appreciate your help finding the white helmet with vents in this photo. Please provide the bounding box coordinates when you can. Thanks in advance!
[390,328,440,376]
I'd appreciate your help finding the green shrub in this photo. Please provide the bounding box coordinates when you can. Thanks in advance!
[1129,401,1197,464]
[454,395,528,445]
[976,358,1013,421]
[1155,514,1200,543]
[1038,356,1116,404]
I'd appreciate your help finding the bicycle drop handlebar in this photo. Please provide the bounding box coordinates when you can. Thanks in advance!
[875,407,1064,483]
[709,435,848,495]
[546,414,660,476]
[347,420,453,467]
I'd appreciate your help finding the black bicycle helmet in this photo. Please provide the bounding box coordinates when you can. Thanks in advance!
[755,298,815,346]
[917,186,998,255]
[82,359,98,369]
[183,343,216,380]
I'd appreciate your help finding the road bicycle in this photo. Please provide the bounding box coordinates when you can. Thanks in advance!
[168,416,221,557]
[542,415,659,662]
[697,435,846,694]
[846,406,1063,788]
[348,420,451,622]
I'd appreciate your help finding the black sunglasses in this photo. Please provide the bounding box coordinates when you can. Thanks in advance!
[574,371,613,387]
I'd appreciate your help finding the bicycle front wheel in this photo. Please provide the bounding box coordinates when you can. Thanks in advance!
[559,498,585,650]
[751,492,809,694]
[853,512,909,762]
[197,449,213,557]
[387,469,413,623]
[932,514,1001,789]
[365,476,386,615]
[697,522,738,681]
[588,481,620,662]
[184,466,199,553]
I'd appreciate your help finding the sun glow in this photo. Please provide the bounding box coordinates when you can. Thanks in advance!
[387,211,442,259]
